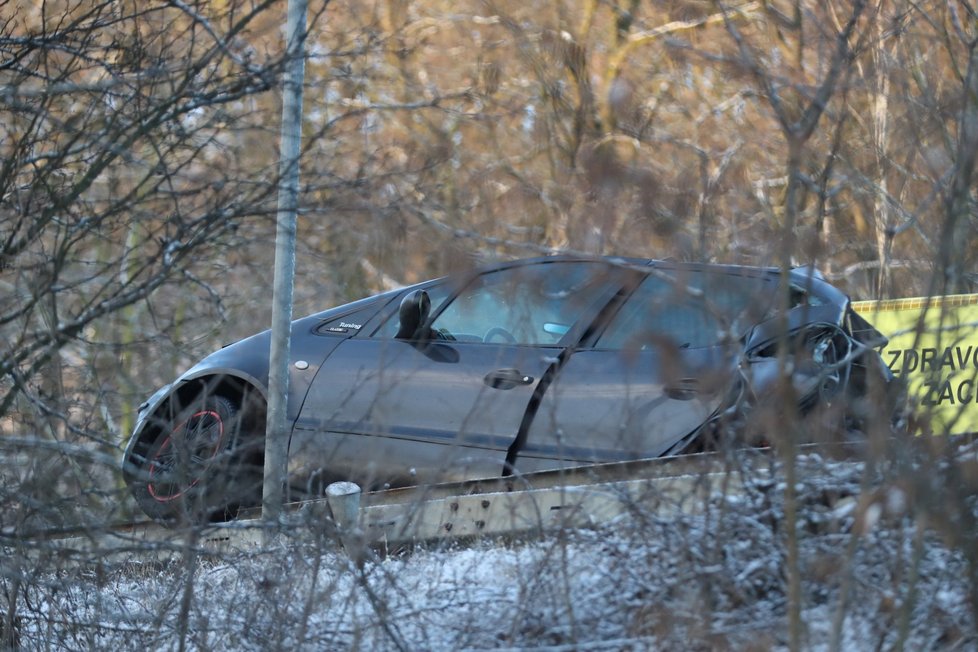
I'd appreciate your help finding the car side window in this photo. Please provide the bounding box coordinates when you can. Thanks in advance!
[429,261,615,345]
[596,271,774,350]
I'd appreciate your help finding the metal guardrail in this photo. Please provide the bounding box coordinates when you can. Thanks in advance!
[10,450,794,566]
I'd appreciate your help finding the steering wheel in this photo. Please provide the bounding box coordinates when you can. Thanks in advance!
[484,326,517,344]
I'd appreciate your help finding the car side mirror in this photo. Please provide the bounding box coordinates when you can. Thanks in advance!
[395,290,431,340]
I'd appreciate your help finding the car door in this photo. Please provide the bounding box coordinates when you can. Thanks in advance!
[290,260,623,490]
[514,267,775,472]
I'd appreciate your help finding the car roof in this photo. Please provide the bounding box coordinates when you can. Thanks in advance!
[469,256,840,303]
[473,254,782,277]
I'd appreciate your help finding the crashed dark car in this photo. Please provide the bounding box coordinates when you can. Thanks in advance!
[122,256,897,521]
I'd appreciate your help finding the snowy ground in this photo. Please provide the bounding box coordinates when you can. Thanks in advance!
[6,453,978,651]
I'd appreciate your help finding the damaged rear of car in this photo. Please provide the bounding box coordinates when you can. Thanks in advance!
[738,266,900,441]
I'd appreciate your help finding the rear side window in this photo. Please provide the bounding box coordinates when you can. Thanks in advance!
[596,270,774,350]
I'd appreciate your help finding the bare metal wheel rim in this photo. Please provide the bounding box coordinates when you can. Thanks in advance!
[148,409,225,502]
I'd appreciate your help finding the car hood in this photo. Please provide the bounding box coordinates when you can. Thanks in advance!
[128,293,398,453]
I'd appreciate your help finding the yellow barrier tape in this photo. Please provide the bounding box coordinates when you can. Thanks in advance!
[852,295,978,436]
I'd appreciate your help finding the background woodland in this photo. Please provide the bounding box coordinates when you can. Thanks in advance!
[3,0,977,439]
[2,1,978,648]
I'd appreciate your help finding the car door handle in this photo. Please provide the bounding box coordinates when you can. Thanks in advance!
[664,378,699,401]
[484,368,534,390]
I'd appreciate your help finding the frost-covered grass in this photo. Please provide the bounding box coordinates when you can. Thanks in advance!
[7,454,978,651]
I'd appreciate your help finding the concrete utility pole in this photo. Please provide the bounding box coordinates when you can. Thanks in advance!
[264,0,307,531]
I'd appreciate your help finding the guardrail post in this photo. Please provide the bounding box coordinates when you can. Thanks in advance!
[326,481,361,529]
[326,482,363,563]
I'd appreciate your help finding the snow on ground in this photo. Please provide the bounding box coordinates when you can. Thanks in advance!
[8,454,978,651]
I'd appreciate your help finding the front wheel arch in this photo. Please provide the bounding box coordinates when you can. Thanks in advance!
[125,375,267,522]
